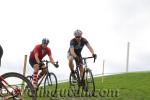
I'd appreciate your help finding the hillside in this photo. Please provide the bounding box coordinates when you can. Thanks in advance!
[38,71,150,100]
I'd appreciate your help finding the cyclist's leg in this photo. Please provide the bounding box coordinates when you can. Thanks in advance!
[32,64,39,87]
[68,54,78,81]
[67,53,75,74]
[29,58,39,88]
[38,65,47,79]
[79,65,84,79]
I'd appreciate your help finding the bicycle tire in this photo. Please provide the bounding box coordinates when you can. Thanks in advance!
[44,72,57,96]
[26,75,34,90]
[1,72,36,100]
[83,68,95,95]
[26,75,33,82]
[69,72,80,94]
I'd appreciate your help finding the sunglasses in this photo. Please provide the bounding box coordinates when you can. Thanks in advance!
[75,36,81,38]
[42,43,48,46]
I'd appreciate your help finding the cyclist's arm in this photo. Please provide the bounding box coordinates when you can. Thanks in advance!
[34,53,40,64]
[86,43,95,55]
[47,48,55,64]
[70,48,77,58]
[84,38,95,55]
[48,55,55,64]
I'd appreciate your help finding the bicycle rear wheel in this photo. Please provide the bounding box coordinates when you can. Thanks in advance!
[83,68,95,95]
[1,72,36,100]
[44,72,57,96]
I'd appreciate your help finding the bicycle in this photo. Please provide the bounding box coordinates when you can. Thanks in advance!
[0,72,36,100]
[69,56,96,95]
[26,60,58,96]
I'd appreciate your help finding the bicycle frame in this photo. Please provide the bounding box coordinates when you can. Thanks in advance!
[36,60,52,88]
[0,72,36,100]
[69,56,96,94]
[0,75,20,98]
[36,73,47,88]
[75,56,95,83]
[30,60,58,89]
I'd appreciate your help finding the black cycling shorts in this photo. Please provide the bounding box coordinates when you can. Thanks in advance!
[67,52,83,66]
[29,58,44,70]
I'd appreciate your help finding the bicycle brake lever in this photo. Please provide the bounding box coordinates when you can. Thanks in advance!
[55,61,58,64]
[94,57,97,63]
[94,58,95,63]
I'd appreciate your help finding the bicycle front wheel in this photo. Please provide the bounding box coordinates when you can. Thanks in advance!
[69,72,80,94]
[1,72,36,100]
[26,75,33,82]
[44,72,57,96]
[83,68,95,95]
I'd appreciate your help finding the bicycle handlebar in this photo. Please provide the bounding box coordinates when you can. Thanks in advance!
[82,56,96,63]
[42,60,58,65]
[42,60,50,63]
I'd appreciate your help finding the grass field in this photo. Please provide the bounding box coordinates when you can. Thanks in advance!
[36,71,150,100]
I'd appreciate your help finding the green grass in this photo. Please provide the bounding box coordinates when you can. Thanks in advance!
[37,71,150,100]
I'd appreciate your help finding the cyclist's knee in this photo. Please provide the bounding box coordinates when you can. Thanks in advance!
[68,55,74,61]
[33,64,39,71]
[68,58,74,65]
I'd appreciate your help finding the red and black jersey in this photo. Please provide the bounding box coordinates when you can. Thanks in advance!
[30,44,51,61]
[0,45,3,66]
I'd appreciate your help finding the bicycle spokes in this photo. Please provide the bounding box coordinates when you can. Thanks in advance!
[83,69,95,95]
[44,73,57,96]
[1,72,36,100]
[69,73,80,94]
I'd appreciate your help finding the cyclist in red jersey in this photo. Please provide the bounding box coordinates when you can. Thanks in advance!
[0,45,3,67]
[29,38,58,88]
[67,29,97,80]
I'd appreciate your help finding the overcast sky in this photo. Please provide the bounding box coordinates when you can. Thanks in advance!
[0,0,150,80]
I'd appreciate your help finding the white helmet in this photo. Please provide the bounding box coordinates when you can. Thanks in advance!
[74,29,82,37]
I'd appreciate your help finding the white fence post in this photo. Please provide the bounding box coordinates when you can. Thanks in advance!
[23,55,27,76]
[126,42,130,72]
[102,59,105,83]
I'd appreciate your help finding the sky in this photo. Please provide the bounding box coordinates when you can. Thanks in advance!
[0,0,150,81]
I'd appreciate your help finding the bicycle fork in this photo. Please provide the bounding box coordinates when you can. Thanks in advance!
[81,67,89,91]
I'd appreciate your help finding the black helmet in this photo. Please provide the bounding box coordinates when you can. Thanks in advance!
[42,38,49,45]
